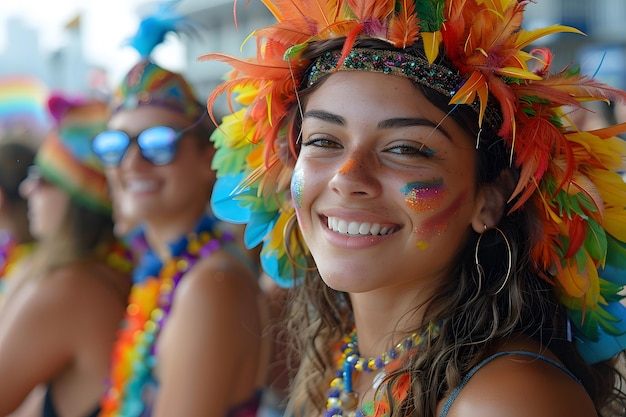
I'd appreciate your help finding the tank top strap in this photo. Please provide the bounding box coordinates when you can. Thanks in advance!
[439,350,580,417]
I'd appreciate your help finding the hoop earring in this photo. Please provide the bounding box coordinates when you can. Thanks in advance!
[474,226,512,295]
[283,211,316,272]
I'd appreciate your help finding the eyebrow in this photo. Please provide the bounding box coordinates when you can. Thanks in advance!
[303,110,451,139]
[303,110,345,125]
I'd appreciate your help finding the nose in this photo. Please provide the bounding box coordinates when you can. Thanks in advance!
[19,177,36,198]
[119,143,149,170]
[328,148,382,198]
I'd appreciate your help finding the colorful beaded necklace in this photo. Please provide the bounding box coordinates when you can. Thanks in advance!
[0,230,34,295]
[100,216,233,416]
[325,323,440,417]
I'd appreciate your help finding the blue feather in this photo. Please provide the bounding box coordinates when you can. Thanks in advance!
[125,0,200,58]
[210,174,252,224]
[575,302,626,364]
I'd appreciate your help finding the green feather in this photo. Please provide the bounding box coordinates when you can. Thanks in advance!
[605,234,626,270]
[583,219,607,262]
[211,139,255,177]
[414,0,446,32]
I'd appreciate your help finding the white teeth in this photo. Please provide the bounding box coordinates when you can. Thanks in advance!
[348,222,360,234]
[358,222,371,234]
[127,180,158,193]
[327,217,395,236]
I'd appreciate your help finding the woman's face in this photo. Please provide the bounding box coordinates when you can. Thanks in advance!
[293,71,487,294]
[104,106,215,229]
[20,172,69,240]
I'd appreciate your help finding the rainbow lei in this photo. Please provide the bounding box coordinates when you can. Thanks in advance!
[100,216,233,416]
[326,323,440,417]
[0,231,33,296]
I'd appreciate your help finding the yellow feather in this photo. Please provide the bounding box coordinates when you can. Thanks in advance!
[422,31,443,64]
[497,66,542,80]
[560,259,590,298]
[515,25,585,49]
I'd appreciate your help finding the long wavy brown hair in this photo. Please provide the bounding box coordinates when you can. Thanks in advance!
[278,38,626,417]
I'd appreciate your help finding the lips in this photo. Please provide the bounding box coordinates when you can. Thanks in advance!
[326,216,398,236]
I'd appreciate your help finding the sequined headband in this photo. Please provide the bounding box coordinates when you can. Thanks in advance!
[307,48,501,128]
[307,48,461,94]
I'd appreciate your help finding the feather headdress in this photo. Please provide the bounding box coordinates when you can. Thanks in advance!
[201,0,626,364]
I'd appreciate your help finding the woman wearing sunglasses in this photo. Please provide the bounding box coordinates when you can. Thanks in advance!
[0,94,133,417]
[94,7,269,417]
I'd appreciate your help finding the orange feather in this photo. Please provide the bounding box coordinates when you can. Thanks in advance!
[344,0,394,21]
[388,0,421,48]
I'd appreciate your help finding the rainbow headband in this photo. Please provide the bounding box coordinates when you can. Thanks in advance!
[36,96,111,213]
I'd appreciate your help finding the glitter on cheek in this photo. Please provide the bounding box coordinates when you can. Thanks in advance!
[417,192,466,236]
[416,240,429,250]
[401,178,448,213]
[291,167,305,209]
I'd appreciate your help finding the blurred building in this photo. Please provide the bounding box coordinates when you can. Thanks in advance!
[0,15,91,95]
[1,0,625,111]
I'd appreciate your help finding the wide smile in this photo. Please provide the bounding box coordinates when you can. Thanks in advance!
[125,179,160,193]
[325,216,400,236]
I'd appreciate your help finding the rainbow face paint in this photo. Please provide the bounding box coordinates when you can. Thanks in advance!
[401,178,448,213]
[291,166,305,208]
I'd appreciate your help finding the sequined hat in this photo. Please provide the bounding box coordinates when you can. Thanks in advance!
[111,1,203,120]
[112,59,203,120]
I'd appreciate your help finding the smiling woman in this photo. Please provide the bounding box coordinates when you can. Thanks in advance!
[95,5,269,417]
[295,71,481,287]
[202,1,626,416]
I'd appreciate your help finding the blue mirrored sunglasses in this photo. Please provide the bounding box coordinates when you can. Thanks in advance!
[92,113,207,167]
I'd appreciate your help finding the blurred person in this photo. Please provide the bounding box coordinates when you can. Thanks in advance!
[0,142,36,300]
[93,4,269,416]
[0,94,133,417]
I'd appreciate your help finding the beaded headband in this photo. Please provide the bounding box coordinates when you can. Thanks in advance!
[308,48,461,94]
[307,48,501,128]
[203,0,626,365]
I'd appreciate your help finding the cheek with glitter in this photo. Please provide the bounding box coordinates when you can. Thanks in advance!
[416,240,430,250]
[417,192,466,236]
[401,178,447,213]
[291,167,305,209]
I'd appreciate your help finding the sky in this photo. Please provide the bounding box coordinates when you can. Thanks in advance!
[0,0,185,84]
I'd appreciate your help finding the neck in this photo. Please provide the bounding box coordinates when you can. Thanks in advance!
[144,207,208,261]
[349,281,436,357]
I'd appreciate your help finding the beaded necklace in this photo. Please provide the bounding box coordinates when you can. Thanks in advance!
[100,216,233,417]
[0,230,33,295]
[325,323,440,417]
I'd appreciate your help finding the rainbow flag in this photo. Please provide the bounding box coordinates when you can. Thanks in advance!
[0,75,50,134]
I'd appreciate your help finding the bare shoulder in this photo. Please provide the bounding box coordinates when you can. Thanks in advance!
[173,248,259,308]
[441,340,597,417]
[41,261,128,307]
